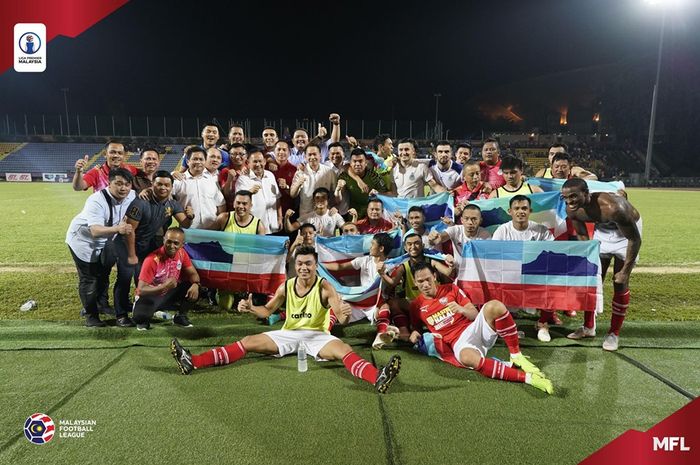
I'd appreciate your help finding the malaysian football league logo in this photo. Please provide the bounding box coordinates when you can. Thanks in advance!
[24,413,55,444]
[18,32,41,55]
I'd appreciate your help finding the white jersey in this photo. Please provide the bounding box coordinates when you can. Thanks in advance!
[446,225,492,252]
[492,221,553,241]
[299,211,345,237]
[351,255,378,287]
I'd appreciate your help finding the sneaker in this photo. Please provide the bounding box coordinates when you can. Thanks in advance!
[510,353,543,375]
[266,313,282,326]
[85,314,106,328]
[375,354,401,394]
[171,338,194,375]
[537,322,551,343]
[136,323,151,331]
[564,310,577,317]
[567,326,596,340]
[602,333,619,351]
[527,373,554,395]
[116,316,135,328]
[173,315,193,328]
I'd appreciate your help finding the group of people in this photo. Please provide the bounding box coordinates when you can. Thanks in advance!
[65,113,642,395]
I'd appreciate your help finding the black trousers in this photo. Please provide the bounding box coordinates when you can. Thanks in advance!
[132,282,193,324]
[113,237,152,318]
[69,247,112,317]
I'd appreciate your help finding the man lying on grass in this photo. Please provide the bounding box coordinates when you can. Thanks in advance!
[409,261,553,394]
[171,246,402,393]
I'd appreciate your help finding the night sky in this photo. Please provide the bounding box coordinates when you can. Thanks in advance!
[1,0,698,131]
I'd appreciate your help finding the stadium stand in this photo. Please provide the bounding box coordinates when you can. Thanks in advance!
[0,143,104,174]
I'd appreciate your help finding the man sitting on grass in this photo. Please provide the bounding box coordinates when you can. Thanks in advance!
[409,261,553,394]
[171,246,402,393]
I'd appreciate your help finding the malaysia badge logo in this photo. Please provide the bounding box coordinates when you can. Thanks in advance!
[14,23,47,72]
[24,413,55,444]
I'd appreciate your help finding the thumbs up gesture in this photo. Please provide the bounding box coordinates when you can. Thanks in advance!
[75,155,89,171]
[238,294,253,313]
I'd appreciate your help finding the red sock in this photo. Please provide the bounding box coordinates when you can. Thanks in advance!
[476,357,526,383]
[494,311,520,355]
[342,352,378,384]
[538,310,555,324]
[610,290,630,335]
[192,341,246,369]
[393,313,409,330]
[584,310,596,329]
[376,306,390,333]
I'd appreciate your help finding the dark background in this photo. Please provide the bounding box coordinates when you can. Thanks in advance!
[1,0,698,168]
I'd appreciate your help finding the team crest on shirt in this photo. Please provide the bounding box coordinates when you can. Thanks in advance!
[128,206,140,217]
[439,297,448,305]
[176,261,182,270]
[409,174,415,181]
[164,207,172,218]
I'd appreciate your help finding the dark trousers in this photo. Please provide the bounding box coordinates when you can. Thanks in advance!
[113,237,150,318]
[69,247,112,317]
[132,282,193,324]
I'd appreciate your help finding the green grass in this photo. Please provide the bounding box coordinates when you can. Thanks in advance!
[0,183,699,465]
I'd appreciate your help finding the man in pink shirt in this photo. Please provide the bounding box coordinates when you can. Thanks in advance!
[132,227,201,330]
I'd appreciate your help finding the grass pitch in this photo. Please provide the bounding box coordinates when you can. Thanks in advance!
[0,184,698,465]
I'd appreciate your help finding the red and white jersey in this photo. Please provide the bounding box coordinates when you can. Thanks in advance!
[480,160,505,189]
[137,246,192,295]
[410,283,472,346]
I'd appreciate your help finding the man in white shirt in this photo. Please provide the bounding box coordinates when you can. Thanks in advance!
[204,147,223,180]
[392,138,445,198]
[172,147,226,230]
[290,143,337,218]
[429,141,463,191]
[285,187,349,237]
[235,149,282,233]
[66,168,136,328]
[429,204,492,253]
[324,142,347,176]
[492,195,557,342]
[288,113,341,166]
[322,232,399,349]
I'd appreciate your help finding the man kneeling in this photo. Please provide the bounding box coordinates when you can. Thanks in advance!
[171,246,401,393]
[409,261,553,394]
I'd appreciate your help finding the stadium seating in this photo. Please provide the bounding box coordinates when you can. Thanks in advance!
[0,143,104,174]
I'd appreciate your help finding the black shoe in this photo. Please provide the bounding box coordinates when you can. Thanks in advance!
[171,338,194,375]
[375,354,401,394]
[99,305,116,316]
[173,315,193,328]
[116,316,135,327]
[85,314,107,328]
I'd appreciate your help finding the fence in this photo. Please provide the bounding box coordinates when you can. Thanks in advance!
[0,114,449,141]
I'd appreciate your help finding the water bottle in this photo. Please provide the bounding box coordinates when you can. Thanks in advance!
[297,344,308,373]
[154,311,173,320]
[20,300,37,312]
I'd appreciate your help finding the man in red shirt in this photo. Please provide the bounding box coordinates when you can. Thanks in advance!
[132,227,201,330]
[479,138,505,190]
[408,261,553,394]
[356,198,396,234]
[73,141,139,192]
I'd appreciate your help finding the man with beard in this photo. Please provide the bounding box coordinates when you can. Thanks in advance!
[429,141,462,191]
[391,138,445,198]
